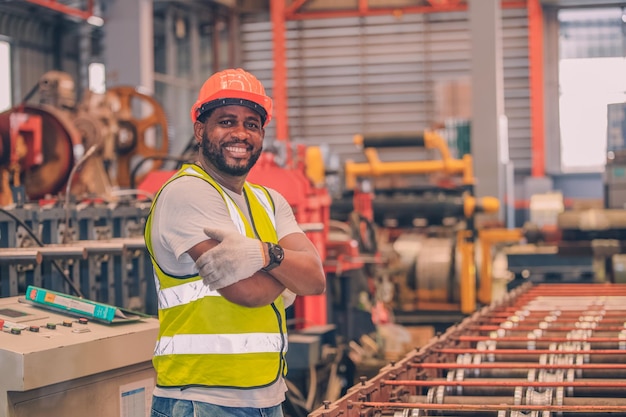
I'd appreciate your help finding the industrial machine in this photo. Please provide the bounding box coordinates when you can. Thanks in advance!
[0,294,159,417]
[0,70,170,206]
[0,71,173,314]
[0,235,156,313]
[309,282,626,417]
[329,131,500,326]
[503,102,626,290]
[502,205,626,292]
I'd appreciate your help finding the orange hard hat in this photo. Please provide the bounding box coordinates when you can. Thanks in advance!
[190,68,273,127]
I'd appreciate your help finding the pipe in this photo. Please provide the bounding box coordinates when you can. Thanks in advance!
[38,245,88,260]
[384,378,626,389]
[363,399,626,411]
[0,249,42,264]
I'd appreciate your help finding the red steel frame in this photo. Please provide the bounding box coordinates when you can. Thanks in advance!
[270,0,544,177]
[527,0,545,177]
[23,0,96,21]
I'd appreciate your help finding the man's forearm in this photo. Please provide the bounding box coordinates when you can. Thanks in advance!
[261,233,326,296]
[217,271,285,307]
[265,248,326,295]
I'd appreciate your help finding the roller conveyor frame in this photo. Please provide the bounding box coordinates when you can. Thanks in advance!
[308,283,626,417]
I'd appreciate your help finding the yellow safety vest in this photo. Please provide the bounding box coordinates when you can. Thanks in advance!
[144,164,288,389]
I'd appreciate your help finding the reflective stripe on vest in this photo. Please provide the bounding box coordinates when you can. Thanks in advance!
[144,164,286,389]
[155,333,288,355]
[157,280,219,310]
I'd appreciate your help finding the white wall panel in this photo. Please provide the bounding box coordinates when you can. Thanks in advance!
[242,7,531,173]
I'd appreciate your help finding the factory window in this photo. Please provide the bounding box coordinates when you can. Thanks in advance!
[558,7,626,172]
[154,12,166,74]
[0,40,11,112]
[559,57,626,171]
[199,22,213,75]
[216,18,229,70]
[175,16,191,78]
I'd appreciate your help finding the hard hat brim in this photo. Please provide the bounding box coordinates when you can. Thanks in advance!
[196,97,268,126]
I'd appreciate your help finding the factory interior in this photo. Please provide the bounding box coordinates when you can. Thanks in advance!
[1,0,626,416]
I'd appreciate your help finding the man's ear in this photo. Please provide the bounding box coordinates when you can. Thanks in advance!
[193,120,204,142]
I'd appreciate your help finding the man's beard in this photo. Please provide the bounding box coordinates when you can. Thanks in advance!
[201,131,262,176]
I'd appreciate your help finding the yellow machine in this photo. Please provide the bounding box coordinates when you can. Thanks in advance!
[335,131,501,315]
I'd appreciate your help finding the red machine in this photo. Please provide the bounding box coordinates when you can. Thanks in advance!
[248,146,332,328]
[0,105,77,205]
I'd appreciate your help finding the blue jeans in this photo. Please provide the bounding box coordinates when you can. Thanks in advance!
[150,396,284,417]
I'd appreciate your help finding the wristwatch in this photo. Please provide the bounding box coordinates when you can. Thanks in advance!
[263,242,284,271]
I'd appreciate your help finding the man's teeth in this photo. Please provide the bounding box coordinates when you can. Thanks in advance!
[226,146,246,154]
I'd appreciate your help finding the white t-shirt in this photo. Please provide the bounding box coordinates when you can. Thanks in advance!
[150,174,303,408]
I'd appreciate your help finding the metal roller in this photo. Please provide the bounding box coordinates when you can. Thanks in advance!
[332,192,467,227]
[392,233,460,308]
[354,133,426,149]
[0,249,42,264]
[414,237,457,304]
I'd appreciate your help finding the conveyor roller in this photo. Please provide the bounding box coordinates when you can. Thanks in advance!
[309,283,626,417]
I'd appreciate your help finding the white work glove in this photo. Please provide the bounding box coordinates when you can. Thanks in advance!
[195,228,266,290]
[282,289,296,308]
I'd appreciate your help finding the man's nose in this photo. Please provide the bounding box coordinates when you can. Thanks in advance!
[230,123,250,139]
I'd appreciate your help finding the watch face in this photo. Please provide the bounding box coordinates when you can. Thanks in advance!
[272,244,285,262]
[264,243,284,271]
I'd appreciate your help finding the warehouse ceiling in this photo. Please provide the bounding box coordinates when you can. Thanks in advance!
[0,0,242,22]
[1,1,625,22]
[541,0,626,7]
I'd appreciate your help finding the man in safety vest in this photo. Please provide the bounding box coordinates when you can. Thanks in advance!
[144,68,326,417]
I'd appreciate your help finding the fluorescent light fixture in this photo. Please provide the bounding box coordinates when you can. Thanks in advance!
[87,15,104,27]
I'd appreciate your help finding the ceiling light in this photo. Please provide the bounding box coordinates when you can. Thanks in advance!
[87,15,104,27]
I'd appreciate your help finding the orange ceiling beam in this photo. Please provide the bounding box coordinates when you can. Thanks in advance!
[284,0,527,20]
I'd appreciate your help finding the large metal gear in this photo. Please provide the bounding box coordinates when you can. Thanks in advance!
[105,86,169,188]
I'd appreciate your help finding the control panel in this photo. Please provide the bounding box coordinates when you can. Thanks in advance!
[0,296,159,417]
